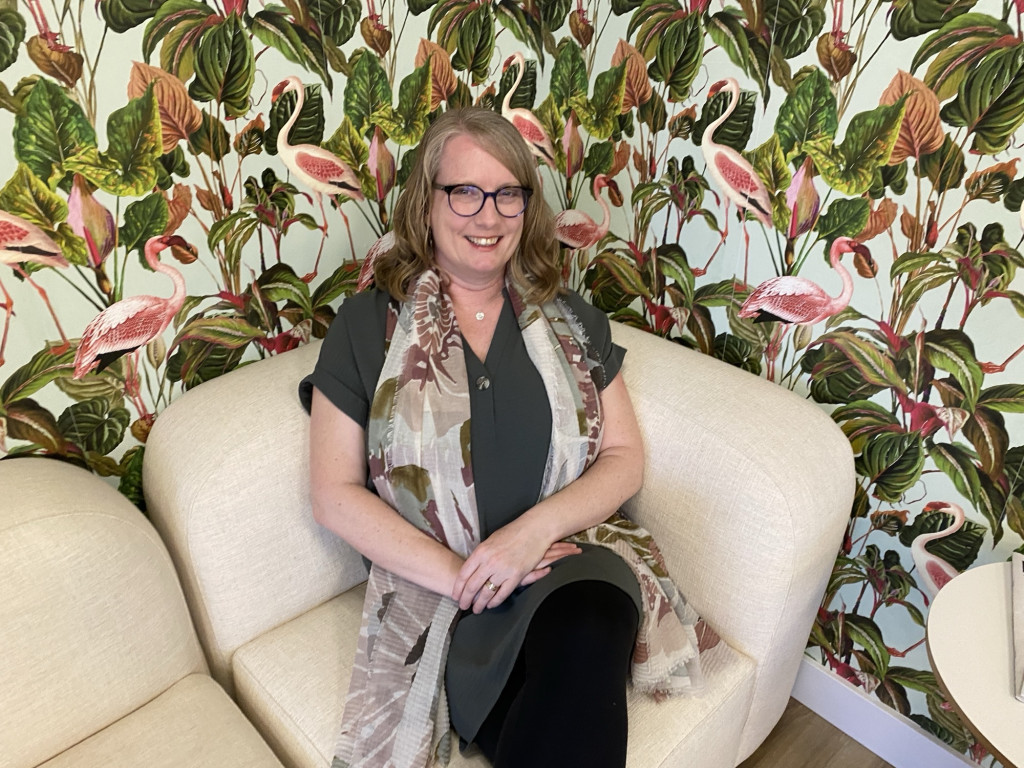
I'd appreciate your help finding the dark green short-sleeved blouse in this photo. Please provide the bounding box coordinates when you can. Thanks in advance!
[299,288,641,744]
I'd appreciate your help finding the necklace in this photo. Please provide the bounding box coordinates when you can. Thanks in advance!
[475,311,485,320]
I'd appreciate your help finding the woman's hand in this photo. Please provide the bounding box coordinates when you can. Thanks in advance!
[452,534,581,614]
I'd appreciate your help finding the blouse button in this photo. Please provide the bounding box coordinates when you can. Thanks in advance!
[476,376,491,391]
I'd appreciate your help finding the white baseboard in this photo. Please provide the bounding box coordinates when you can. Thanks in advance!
[791,657,973,768]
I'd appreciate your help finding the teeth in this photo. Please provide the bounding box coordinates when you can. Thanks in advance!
[468,236,498,246]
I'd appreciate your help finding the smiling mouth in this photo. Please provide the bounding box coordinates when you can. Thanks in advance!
[467,236,500,246]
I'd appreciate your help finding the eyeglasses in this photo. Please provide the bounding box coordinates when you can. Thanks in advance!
[433,184,532,218]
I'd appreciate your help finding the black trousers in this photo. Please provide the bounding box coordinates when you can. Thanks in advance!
[472,580,640,768]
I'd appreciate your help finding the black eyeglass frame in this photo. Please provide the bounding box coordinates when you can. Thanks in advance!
[432,184,533,218]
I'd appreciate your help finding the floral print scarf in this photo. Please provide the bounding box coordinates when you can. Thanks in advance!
[332,269,709,768]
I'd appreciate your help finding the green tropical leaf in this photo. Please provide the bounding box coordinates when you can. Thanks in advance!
[3,398,64,453]
[98,0,165,33]
[308,0,360,44]
[843,613,891,678]
[628,0,683,60]
[820,330,907,392]
[890,0,977,41]
[979,384,1024,413]
[916,133,965,193]
[188,110,230,161]
[54,366,126,410]
[250,10,332,93]
[963,407,1008,478]
[120,193,170,258]
[323,115,369,172]
[451,6,494,85]
[0,344,76,406]
[312,260,360,308]
[707,12,750,78]
[747,134,790,230]
[693,88,756,151]
[0,9,26,72]
[57,397,131,454]
[941,44,1024,155]
[923,329,982,410]
[775,68,838,161]
[594,251,649,298]
[494,0,544,62]
[371,63,432,145]
[928,441,983,511]
[167,339,247,388]
[816,197,871,244]
[646,13,703,102]
[344,50,392,138]
[142,0,218,80]
[13,77,97,189]
[885,667,942,698]
[174,316,266,348]
[899,507,985,572]
[189,13,254,118]
[550,40,588,112]
[571,62,627,140]
[855,431,925,502]
[0,163,68,232]
[258,263,313,316]
[266,84,324,155]
[68,84,162,197]
[831,399,900,451]
[911,13,1016,101]
[497,55,537,110]
[765,0,826,58]
[539,0,571,31]
[804,99,906,195]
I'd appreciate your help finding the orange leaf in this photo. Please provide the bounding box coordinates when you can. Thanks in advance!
[857,197,898,241]
[965,157,1019,188]
[163,183,193,234]
[416,39,456,111]
[26,36,83,88]
[129,61,203,154]
[899,206,923,244]
[880,70,944,164]
[612,40,651,111]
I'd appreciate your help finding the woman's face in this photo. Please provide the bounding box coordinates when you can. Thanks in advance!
[429,133,525,287]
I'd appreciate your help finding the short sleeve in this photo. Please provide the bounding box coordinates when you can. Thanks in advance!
[298,290,391,424]
[560,291,625,389]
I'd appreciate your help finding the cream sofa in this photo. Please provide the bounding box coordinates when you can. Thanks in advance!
[0,458,284,768]
[139,321,855,768]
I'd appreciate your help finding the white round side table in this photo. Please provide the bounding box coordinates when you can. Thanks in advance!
[926,562,1023,768]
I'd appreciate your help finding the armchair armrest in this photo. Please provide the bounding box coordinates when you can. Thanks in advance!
[611,323,854,762]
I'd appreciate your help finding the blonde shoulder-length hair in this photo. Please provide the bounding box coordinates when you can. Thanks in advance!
[373,108,563,304]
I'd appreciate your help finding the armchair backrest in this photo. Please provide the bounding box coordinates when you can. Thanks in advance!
[0,458,207,768]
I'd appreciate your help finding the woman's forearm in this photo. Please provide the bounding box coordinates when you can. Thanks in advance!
[311,482,465,596]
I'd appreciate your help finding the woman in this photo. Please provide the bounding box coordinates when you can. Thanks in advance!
[301,108,699,768]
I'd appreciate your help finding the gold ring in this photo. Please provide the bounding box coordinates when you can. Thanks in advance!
[484,579,499,592]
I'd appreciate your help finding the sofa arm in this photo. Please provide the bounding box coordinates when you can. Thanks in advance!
[144,341,369,692]
[610,323,854,762]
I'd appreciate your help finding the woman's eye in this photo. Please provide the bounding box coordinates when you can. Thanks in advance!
[452,186,478,198]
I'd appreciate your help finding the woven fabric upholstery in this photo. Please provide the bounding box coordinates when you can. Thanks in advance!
[143,319,855,767]
[232,587,756,768]
[35,675,282,768]
[0,458,207,768]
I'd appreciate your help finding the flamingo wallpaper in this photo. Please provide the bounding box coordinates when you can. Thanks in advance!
[2,0,1024,763]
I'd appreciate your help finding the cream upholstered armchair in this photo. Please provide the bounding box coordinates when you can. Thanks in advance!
[139,321,855,768]
[0,457,283,768]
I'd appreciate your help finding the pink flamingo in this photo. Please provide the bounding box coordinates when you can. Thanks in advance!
[501,53,557,170]
[698,77,773,279]
[554,175,614,283]
[738,237,871,325]
[272,76,364,281]
[357,230,395,291]
[554,174,612,250]
[0,210,71,365]
[911,501,965,601]
[73,235,191,379]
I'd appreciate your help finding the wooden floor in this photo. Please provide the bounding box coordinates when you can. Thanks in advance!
[739,699,893,768]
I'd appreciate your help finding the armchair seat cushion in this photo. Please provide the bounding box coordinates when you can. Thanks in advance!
[232,585,757,768]
[37,674,281,768]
